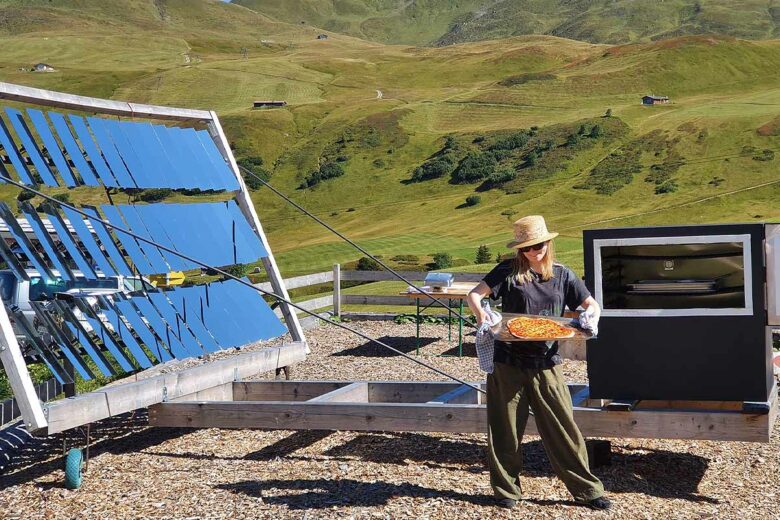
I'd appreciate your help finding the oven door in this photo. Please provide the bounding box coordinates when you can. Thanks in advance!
[768,224,780,325]
[592,234,753,317]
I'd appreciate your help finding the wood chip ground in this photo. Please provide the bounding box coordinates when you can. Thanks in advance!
[1,321,778,519]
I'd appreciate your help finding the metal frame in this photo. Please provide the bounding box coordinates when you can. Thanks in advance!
[0,81,306,432]
[592,234,754,317]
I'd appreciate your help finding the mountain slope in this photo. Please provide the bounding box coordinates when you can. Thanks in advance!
[234,0,780,46]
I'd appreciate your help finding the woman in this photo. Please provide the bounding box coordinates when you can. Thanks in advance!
[467,215,610,511]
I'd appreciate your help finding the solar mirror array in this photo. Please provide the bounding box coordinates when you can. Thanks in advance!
[0,106,287,387]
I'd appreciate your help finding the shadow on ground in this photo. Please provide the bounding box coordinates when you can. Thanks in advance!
[214,431,717,507]
[333,336,439,357]
[0,411,192,489]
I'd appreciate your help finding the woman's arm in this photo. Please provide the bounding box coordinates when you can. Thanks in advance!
[467,281,493,326]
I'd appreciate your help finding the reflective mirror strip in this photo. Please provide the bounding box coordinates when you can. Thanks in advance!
[192,202,237,265]
[82,314,134,373]
[113,299,171,363]
[4,108,59,186]
[11,308,71,384]
[200,283,246,347]
[86,117,136,188]
[61,206,118,276]
[0,202,55,282]
[26,109,77,187]
[207,281,255,345]
[20,202,75,281]
[81,206,133,277]
[41,204,96,278]
[131,296,191,359]
[151,125,188,189]
[147,292,204,356]
[122,122,171,188]
[177,285,227,349]
[99,304,153,369]
[48,112,100,186]
[167,288,221,352]
[62,322,112,377]
[216,279,286,343]
[103,120,148,188]
[194,129,239,191]
[30,301,94,380]
[55,300,117,377]
[127,202,214,269]
[0,113,36,184]
[113,205,170,274]
[132,203,187,271]
[99,205,154,274]
[68,115,118,187]
[168,128,213,190]
[0,231,30,280]
[226,200,268,260]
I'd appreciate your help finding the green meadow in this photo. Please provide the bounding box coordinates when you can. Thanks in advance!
[0,1,778,280]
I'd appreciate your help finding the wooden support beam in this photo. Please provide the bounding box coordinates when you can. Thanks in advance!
[149,381,778,442]
[43,342,306,434]
[427,384,479,405]
[233,381,348,402]
[308,382,368,403]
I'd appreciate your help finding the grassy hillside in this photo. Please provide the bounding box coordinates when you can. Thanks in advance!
[0,1,778,279]
[234,0,780,46]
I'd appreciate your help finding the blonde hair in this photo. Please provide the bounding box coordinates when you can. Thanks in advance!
[511,240,556,284]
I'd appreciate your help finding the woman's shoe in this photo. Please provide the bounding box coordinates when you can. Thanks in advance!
[577,496,612,510]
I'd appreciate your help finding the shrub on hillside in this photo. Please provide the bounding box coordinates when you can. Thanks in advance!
[411,155,455,181]
[222,264,250,278]
[139,189,172,203]
[589,125,603,138]
[373,158,386,168]
[451,152,497,183]
[238,156,271,190]
[356,256,382,271]
[489,131,529,151]
[753,149,775,161]
[655,180,678,194]
[464,195,481,207]
[17,190,34,202]
[299,162,345,188]
[488,167,517,185]
[431,252,452,270]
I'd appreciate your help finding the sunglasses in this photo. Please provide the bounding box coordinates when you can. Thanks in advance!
[520,241,547,253]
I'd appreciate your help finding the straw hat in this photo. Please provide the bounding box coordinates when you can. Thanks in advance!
[506,215,559,249]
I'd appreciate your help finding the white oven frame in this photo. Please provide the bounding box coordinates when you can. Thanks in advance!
[593,234,753,317]
[767,225,780,326]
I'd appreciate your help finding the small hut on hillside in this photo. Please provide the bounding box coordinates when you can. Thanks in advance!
[642,95,670,105]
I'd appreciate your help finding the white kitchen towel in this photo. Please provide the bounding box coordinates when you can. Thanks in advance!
[475,302,502,373]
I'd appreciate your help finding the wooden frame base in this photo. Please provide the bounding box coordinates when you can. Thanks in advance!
[149,380,778,443]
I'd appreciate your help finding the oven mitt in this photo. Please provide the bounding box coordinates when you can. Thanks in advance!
[578,306,599,337]
[475,302,502,373]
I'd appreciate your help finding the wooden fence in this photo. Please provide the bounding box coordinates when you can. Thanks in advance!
[255,265,485,323]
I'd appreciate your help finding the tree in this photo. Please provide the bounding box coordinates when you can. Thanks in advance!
[577,124,587,135]
[431,252,452,270]
[475,244,491,264]
[524,151,538,167]
[464,195,481,207]
[604,108,613,118]
[566,134,580,147]
[589,124,603,138]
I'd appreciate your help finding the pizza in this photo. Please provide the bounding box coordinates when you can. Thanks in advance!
[506,316,575,340]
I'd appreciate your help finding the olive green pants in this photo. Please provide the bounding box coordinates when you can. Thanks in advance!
[487,362,604,502]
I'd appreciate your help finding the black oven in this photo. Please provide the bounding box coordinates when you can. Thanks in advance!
[584,223,777,402]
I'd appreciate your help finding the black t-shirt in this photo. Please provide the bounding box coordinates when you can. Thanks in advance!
[482,261,590,365]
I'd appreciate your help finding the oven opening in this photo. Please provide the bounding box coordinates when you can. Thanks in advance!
[600,241,746,310]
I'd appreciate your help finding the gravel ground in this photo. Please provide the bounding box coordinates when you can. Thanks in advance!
[0,321,778,519]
